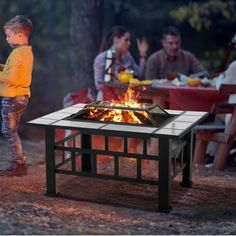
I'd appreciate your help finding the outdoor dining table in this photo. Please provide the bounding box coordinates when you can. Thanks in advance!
[103,81,228,112]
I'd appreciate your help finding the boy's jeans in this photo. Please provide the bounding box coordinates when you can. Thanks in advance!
[1,96,29,164]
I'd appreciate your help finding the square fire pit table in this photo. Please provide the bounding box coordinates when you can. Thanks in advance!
[28,102,207,212]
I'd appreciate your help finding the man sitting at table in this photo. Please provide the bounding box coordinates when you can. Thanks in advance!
[145,26,209,80]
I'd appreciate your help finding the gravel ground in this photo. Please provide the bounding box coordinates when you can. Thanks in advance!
[0,137,236,235]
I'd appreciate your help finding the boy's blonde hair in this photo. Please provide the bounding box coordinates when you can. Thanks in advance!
[4,15,33,37]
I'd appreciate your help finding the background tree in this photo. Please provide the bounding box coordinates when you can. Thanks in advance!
[70,0,103,93]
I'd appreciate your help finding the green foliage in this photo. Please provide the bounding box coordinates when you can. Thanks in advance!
[170,0,236,31]
[169,0,236,72]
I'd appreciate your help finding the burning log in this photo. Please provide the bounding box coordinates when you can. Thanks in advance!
[87,109,110,121]
[133,111,152,125]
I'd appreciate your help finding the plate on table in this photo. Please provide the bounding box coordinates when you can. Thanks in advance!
[140,80,153,86]
[201,78,212,87]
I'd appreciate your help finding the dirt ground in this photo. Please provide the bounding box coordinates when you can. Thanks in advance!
[0,137,236,235]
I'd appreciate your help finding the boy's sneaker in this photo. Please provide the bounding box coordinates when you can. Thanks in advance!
[204,154,214,168]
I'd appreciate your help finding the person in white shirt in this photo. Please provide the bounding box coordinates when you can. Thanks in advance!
[204,60,236,168]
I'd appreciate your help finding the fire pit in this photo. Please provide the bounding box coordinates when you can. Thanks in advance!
[66,101,173,127]
[28,101,207,212]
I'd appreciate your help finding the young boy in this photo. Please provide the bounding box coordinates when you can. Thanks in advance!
[0,15,33,175]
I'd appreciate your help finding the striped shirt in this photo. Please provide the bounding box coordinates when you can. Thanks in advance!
[93,49,145,92]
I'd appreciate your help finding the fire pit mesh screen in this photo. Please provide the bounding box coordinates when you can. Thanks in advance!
[65,101,174,127]
[84,101,164,112]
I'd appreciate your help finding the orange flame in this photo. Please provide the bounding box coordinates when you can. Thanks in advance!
[87,87,150,124]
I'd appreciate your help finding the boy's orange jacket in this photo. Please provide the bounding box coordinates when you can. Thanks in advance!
[0,45,33,97]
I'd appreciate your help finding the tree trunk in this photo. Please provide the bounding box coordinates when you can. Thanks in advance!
[70,0,104,92]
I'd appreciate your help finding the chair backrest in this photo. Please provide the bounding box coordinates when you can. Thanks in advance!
[219,84,236,95]
[212,102,236,114]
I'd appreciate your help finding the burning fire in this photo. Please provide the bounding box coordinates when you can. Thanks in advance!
[85,87,151,124]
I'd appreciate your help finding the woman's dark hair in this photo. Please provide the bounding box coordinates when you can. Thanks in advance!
[99,26,129,52]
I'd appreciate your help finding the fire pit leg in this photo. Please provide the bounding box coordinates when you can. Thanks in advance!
[81,134,91,172]
[158,137,172,213]
[45,127,58,197]
[181,131,193,187]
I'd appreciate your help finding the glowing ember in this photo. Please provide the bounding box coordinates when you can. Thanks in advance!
[85,87,151,124]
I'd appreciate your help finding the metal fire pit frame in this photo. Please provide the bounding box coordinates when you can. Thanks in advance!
[28,103,208,213]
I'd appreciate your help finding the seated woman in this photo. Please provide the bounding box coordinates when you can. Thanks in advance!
[201,60,236,168]
[93,25,148,100]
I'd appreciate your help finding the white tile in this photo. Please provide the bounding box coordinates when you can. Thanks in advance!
[27,118,57,125]
[173,115,204,123]
[41,112,71,120]
[163,121,193,130]
[72,103,87,108]
[101,124,157,133]
[183,111,208,116]
[56,107,82,114]
[54,120,105,129]
[155,128,183,136]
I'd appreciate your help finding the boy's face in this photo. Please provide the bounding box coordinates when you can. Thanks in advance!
[4,28,22,46]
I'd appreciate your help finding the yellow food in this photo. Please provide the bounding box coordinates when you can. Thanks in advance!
[117,71,133,83]
[186,78,201,87]
[129,78,141,86]
[140,80,153,85]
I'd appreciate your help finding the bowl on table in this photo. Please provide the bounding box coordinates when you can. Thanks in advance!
[186,78,202,87]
